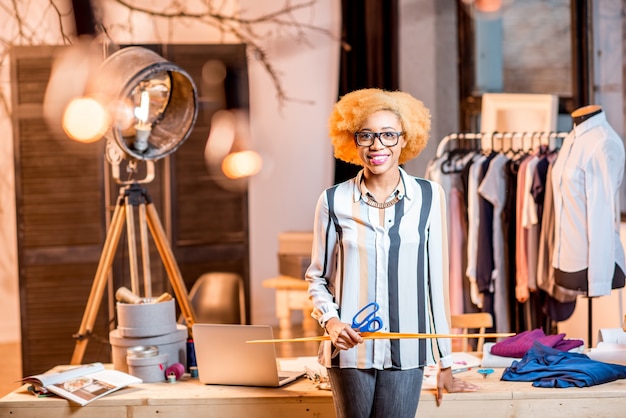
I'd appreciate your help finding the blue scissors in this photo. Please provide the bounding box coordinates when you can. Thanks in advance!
[351,302,383,333]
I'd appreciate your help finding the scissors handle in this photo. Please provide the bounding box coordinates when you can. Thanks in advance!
[362,317,382,332]
[351,302,383,333]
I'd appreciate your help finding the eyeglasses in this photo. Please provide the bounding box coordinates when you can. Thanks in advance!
[354,131,404,147]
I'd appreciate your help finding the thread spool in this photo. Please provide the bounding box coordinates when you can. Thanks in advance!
[186,339,197,372]
[165,362,185,381]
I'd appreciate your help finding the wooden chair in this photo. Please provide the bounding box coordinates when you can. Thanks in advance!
[450,312,493,352]
[181,272,246,325]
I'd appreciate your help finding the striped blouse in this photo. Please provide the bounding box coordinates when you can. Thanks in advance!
[306,167,453,370]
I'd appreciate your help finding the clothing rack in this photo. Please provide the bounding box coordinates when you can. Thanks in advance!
[436,131,568,158]
[434,130,607,346]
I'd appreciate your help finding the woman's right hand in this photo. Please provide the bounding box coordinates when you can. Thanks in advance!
[324,317,363,350]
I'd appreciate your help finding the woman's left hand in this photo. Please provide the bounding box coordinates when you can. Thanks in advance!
[435,366,479,407]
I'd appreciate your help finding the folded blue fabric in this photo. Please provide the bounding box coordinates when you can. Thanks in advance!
[501,341,626,388]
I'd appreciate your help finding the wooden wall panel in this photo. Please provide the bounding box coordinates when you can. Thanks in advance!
[11,46,109,376]
[12,44,250,376]
[21,263,110,375]
[163,44,251,315]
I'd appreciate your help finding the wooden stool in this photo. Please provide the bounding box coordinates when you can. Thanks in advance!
[263,275,318,338]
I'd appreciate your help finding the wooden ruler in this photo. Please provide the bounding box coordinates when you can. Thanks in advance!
[247,331,515,344]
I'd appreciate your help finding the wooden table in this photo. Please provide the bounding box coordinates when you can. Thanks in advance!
[3,367,626,417]
[262,275,318,338]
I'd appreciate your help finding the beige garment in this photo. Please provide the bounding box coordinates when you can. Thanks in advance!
[536,161,578,303]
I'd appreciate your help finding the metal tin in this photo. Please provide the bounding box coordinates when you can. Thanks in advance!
[127,345,158,358]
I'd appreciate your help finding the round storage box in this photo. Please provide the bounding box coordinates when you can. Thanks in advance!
[116,298,177,337]
[126,346,167,383]
[110,324,187,373]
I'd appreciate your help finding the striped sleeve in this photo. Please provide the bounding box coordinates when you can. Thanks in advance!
[306,187,340,327]
[427,181,453,368]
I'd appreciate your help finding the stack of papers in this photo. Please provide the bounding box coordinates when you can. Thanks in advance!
[422,352,482,389]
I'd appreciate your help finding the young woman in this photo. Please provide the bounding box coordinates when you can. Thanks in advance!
[306,88,477,418]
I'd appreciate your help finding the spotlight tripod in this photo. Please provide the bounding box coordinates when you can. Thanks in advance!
[70,159,196,365]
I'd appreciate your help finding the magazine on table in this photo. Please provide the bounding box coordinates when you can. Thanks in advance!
[20,362,142,406]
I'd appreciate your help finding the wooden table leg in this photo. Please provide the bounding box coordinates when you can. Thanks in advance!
[274,289,293,339]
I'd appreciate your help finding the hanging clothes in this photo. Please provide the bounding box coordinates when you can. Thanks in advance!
[466,153,488,309]
[477,152,511,333]
[536,161,578,322]
[514,154,532,303]
[426,148,477,316]
[428,132,568,334]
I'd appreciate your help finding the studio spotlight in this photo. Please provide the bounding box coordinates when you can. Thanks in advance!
[70,46,199,365]
[84,46,198,163]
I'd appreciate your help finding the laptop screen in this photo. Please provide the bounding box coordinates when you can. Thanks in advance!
[191,324,304,387]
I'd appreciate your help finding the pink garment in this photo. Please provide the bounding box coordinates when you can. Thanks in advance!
[515,157,531,302]
[522,155,540,291]
[490,328,584,358]
[448,189,466,316]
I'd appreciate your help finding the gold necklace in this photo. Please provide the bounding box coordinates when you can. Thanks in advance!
[364,192,400,209]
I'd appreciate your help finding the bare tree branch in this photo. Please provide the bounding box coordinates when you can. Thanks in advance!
[103,0,337,105]
[0,0,341,112]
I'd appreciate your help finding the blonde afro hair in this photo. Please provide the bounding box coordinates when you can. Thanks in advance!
[328,88,431,166]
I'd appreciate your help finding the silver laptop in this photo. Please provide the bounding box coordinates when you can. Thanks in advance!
[191,323,305,387]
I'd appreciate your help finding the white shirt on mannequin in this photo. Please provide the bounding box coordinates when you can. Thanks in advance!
[551,110,626,296]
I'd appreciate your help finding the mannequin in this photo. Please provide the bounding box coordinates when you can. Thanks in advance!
[551,105,626,296]
[571,104,603,126]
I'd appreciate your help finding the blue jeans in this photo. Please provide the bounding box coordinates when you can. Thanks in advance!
[327,367,424,418]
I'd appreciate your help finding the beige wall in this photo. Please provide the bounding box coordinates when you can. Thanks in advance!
[243,0,340,325]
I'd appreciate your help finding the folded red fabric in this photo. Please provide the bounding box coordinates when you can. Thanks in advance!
[490,328,581,358]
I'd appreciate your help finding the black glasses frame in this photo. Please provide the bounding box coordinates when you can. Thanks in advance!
[354,131,404,147]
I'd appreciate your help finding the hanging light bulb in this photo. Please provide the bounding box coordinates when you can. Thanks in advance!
[44,38,104,141]
[62,97,109,143]
[474,0,502,13]
[461,0,506,15]
[222,150,263,179]
[133,90,151,152]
